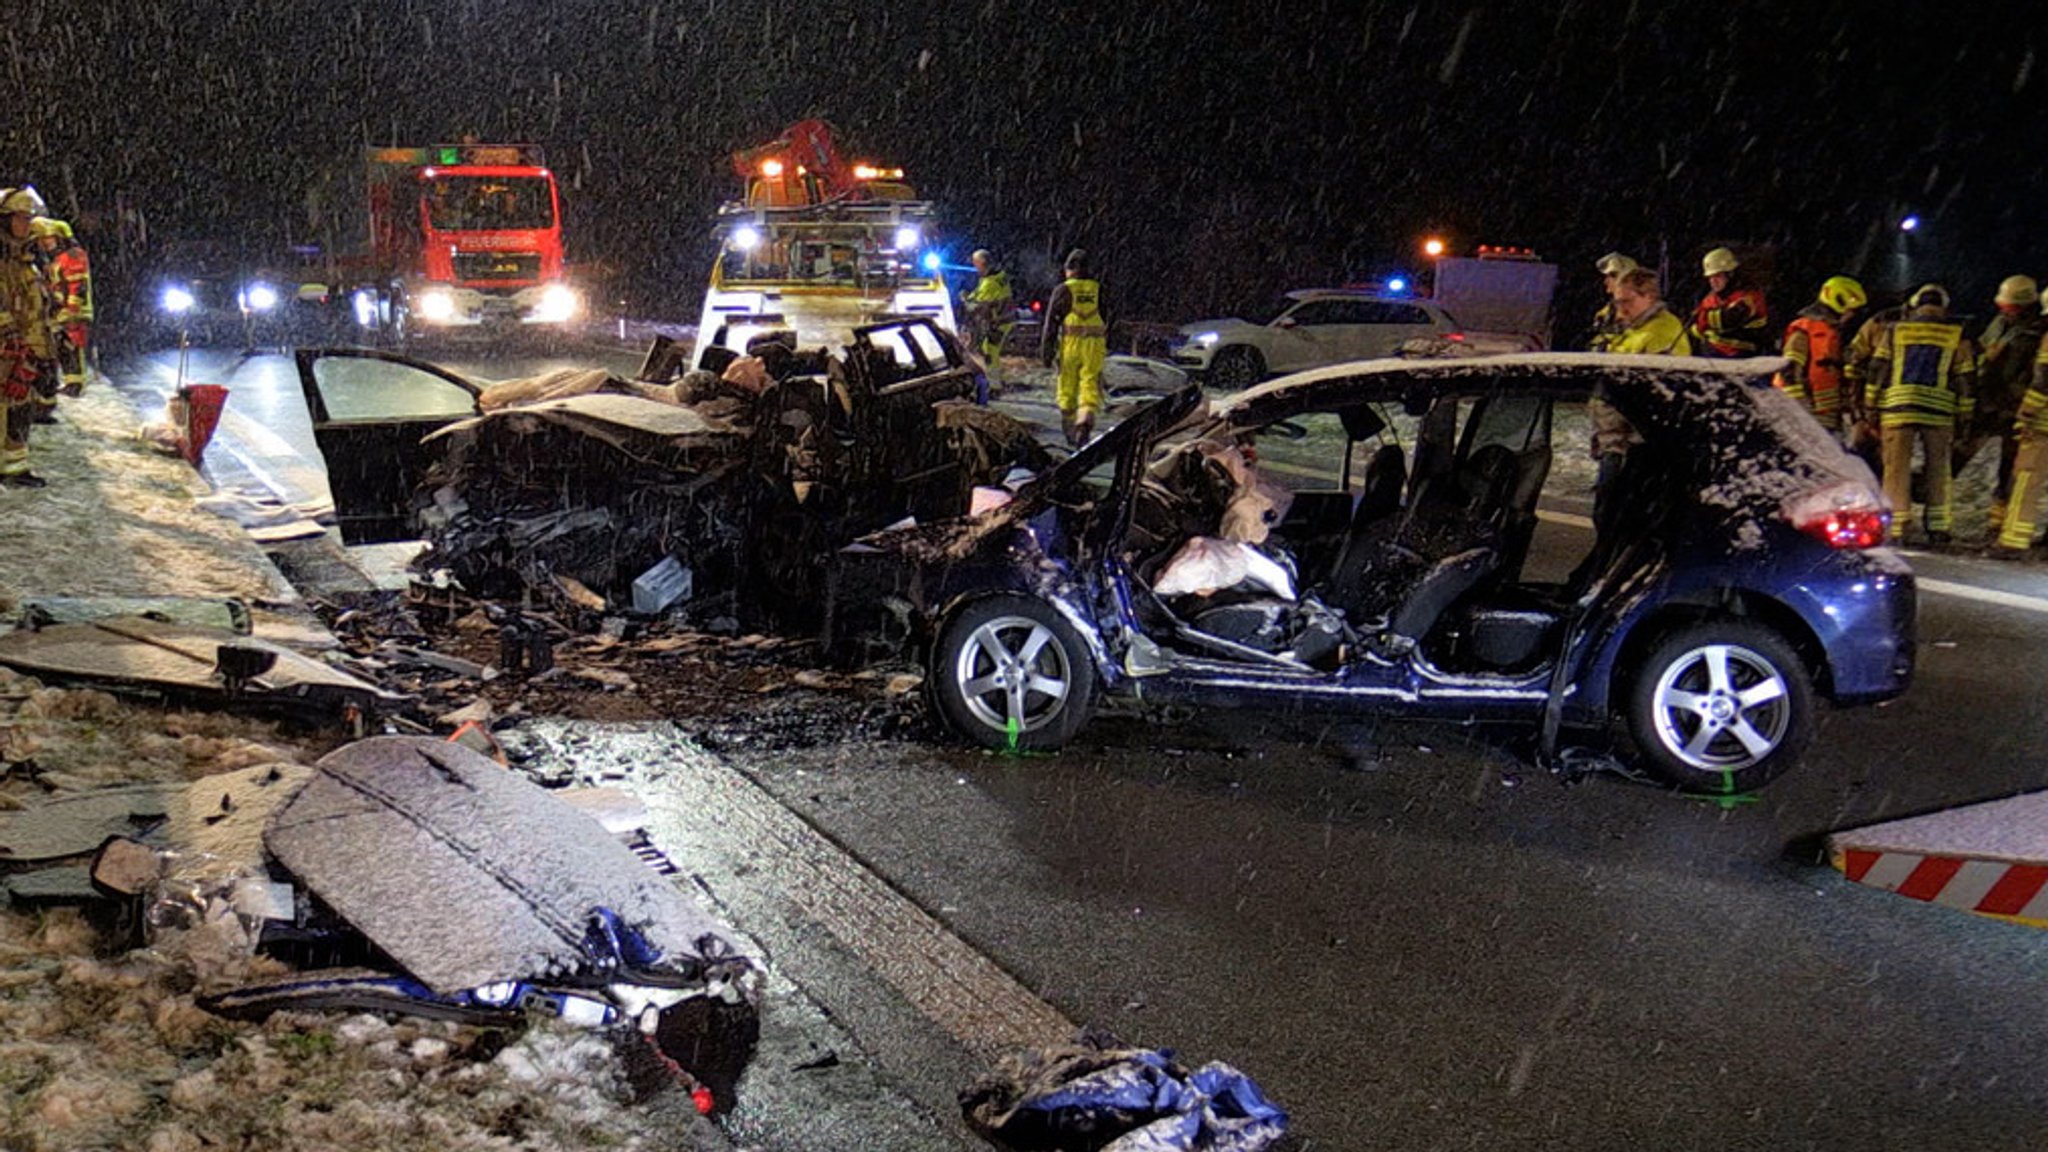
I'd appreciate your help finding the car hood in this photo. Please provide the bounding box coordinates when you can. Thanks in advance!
[1178,317,1262,338]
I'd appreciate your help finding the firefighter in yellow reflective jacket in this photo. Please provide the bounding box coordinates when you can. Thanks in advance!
[1993,328,2048,556]
[961,249,1014,382]
[1865,284,1977,544]
[1040,248,1105,446]
[32,217,90,405]
[0,187,54,488]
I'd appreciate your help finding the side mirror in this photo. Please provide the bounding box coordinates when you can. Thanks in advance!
[1273,316,1298,330]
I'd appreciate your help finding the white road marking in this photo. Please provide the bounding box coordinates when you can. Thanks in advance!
[1915,577,2048,616]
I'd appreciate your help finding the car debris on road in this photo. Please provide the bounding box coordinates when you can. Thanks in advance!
[961,1032,1287,1151]
[300,317,1050,630]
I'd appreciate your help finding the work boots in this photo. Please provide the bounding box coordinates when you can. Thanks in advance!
[1062,410,1096,449]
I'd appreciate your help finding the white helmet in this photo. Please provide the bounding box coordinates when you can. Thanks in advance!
[1595,252,1638,277]
[0,186,47,217]
[1701,247,1740,276]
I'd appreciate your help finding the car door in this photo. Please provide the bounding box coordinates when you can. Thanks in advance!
[294,348,484,545]
[1354,301,1444,358]
[1265,300,1346,371]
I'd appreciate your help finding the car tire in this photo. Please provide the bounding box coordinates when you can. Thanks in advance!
[1626,620,1814,794]
[931,595,1097,751]
[1207,346,1265,391]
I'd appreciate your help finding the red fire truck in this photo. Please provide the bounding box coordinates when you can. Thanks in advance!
[345,143,580,340]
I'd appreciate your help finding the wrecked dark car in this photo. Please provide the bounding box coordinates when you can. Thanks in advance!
[298,317,1048,624]
[827,354,1917,792]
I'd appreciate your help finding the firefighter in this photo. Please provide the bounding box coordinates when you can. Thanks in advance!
[1586,251,1638,351]
[1773,275,1866,431]
[961,249,1015,381]
[1587,268,1690,529]
[1996,323,2048,557]
[31,217,91,412]
[1041,248,1105,447]
[1866,284,1977,545]
[1689,247,1771,358]
[0,187,55,488]
[1959,275,2044,532]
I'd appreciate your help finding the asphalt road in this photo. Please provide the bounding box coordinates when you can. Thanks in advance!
[103,340,2048,1150]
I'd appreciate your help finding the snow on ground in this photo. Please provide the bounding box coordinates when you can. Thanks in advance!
[0,390,295,609]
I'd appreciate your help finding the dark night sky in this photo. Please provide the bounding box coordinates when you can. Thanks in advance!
[3,0,2041,325]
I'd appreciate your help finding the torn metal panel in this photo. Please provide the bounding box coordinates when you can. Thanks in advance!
[265,736,755,997]
[427,393,741,448]
[19,596,253,635]
[0,618,404,723]
[0,764,312,868]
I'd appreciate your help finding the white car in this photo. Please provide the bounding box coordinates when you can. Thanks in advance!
[1172,289,1519,389]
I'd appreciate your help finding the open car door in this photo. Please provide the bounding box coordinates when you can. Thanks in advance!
[294,348,483,545]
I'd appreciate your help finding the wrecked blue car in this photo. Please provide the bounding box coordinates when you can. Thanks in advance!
[826,354,1916,792]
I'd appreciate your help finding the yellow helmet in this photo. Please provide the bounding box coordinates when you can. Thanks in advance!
[1701,247,1740,276]
[1995,275,2039,307]
[28,217,70,241]
[1818,275,1867,315]
[1909,283,1949,311]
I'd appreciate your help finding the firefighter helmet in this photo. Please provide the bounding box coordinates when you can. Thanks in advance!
[1909,283,1950,311]
[1818,276,1867,315]
[1595,252,1638,277]
[1701,247,1740,276]
[0,186,47,217]
[28,217,70,241]
[1995,275,2039,307]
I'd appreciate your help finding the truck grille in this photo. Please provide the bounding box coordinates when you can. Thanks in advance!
[452,251,541,283]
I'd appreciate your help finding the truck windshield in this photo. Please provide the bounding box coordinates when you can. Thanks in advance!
[424,176,555,231]
[720,223,918,288]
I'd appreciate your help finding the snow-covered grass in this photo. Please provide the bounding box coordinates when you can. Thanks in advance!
[0,678,725,1150]
[0,389,295,609]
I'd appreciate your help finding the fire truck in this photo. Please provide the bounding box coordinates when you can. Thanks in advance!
[692,121,954,370]
[345,143,581,340]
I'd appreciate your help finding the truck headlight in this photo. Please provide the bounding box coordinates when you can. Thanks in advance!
[241,283,280,313]
[417,290,458,322]
[530,284,581,323]
[161,286,196,314]
[894,226,921,251]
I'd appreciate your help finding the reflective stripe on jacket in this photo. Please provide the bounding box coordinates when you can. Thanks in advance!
[1060,278,1105,340]
[1775,304,1847,418]
[1690,286,1770,357]
[1867,317,1977,428]
[48,245,91,325]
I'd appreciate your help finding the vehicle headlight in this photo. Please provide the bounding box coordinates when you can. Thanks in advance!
[161,286,196,315]
[1194,332,1220,347]
[241,283,280,313]
[530,284,581,323]
[732,225,762,252]
[894,225,921,251]
[417,290,458,322]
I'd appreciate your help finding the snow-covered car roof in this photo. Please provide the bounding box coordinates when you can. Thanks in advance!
[1210,352,1791,422]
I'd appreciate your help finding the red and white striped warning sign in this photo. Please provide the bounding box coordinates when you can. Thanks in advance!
[1835,848,2048,926]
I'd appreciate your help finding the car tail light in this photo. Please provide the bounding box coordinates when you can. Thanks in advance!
[1784,482,1890,549]
[1444,330,1467,342]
